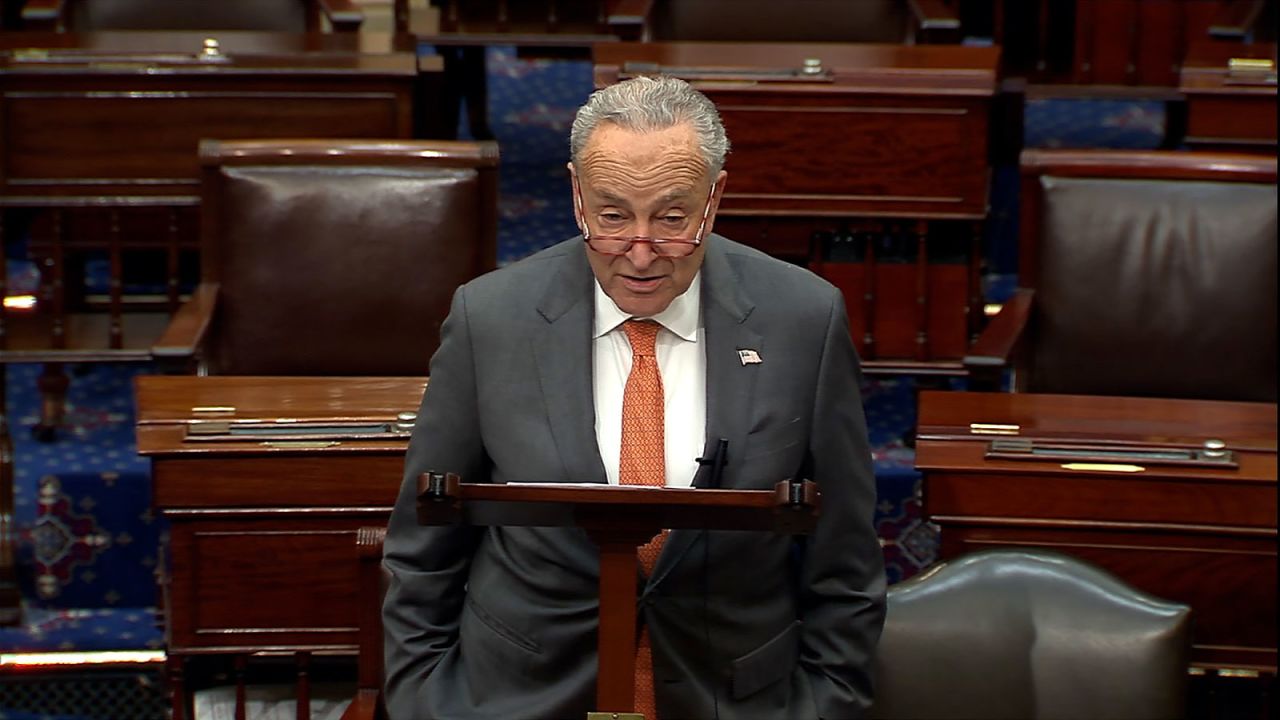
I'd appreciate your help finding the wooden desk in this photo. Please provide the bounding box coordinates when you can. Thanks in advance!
[1,32,433,435]
[595,42,998,374]
[0,31,424,198]
[1180,40,1278,150]
[915,391,1278,672]
[135,375,424,712]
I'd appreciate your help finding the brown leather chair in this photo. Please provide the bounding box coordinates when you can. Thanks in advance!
[869,548,1192,720]
[965,149,1277,402]
[152,139,498,376]
[20,0,365,32]
[646,0,960,44]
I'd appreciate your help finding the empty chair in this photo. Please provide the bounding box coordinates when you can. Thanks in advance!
[966,149,1277,402]
[869,548,1191,720]
[153,139,498,376]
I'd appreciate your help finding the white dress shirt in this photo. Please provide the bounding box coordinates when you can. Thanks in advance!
[592,273,706,487]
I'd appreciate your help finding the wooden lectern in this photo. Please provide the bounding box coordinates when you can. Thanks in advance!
[414,472,820,717]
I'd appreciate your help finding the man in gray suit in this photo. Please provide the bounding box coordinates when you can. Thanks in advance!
[383,75,886,720]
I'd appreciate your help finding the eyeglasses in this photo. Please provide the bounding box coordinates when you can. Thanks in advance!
[574,183,715,258]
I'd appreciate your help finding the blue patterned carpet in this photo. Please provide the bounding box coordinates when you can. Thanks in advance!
[2,362,163,654]
[1,45,1167,667]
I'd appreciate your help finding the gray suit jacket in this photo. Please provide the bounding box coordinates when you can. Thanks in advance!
[383,234,886,720]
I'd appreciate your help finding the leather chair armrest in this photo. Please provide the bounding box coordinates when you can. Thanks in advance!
[607,0,655,40]
[152,282,219,365]
[20,0,65,30]
[907,0,961,43]
[963,287,1034,391]
[317,0,365,32]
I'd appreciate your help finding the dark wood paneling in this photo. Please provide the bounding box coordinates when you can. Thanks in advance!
[151,455,404,507]
[166,515,386,650]
[2,87,409,187]
[924,469,1276,529]
[1076,0,1140,84]
[715,96,990,218]
[0,32,422,197]
[1135,0,1182,86]
[1185,94,1278,146]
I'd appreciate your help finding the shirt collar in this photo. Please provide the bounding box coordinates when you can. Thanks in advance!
[593,271,702,341]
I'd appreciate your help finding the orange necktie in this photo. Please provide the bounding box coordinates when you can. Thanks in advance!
[619,319,665,719]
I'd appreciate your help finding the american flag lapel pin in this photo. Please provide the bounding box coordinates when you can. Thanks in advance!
[737,349,763,366]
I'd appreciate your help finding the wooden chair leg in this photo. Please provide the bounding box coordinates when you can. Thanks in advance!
[168,655,189,720]
[33,362,69,442]
[296,651,312,720]
[235,654,248,720]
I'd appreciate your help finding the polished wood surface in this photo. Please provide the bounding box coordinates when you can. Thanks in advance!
[915,391,1278,672]
[0,31,423,199]
[594,42,996,375]
[136,375,425,653]
[1180,40,1278,149]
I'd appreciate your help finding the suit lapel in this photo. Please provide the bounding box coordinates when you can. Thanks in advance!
[649,236,761,587]
[533,245,607,486]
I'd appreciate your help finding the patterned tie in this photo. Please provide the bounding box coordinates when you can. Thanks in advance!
[619,319,665,719]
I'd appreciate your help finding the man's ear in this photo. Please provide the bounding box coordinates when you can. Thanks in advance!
[704,170,729,237]
[711,170,728,210]
[568,164,586,235]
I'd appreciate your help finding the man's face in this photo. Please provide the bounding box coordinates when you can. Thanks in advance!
[571,122,726,317]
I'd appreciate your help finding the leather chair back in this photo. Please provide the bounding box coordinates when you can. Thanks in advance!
[648,0,908,42]
[437,0,606,33]
[869,549,1191,720]
[68,0,309,31]
[1020,150,1277,402]
[200,139,498,376]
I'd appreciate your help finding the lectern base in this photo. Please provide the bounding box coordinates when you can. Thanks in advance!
[587,713,646,720]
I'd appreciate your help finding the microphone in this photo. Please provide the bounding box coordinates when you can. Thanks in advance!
[693,437,729,719]
[694,437,729,489]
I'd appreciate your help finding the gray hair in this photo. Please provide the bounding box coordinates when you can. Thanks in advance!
[569,75,730,175]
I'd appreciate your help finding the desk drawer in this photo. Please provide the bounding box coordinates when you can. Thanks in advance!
[165,512,389,651]
[152,454,404,507]
[924,469,1277,529]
